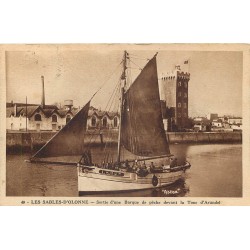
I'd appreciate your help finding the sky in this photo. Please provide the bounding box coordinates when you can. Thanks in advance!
[6,48,242,117]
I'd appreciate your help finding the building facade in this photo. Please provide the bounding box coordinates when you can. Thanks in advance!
[211,116,243,131]
[87,107,119,130]
[6,103,119,132]
[207,113,218,121]
[6,102,75,132]
[160,66,190,131]
[227,117,242,125]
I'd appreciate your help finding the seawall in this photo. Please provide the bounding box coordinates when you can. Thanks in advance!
[6,131,242,154]
[167,132,242,144]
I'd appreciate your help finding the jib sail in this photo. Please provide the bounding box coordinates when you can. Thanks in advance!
[32,101,90,158]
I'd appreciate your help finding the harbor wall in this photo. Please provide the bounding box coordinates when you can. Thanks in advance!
[6,131,242,154]
[167,132,242,143]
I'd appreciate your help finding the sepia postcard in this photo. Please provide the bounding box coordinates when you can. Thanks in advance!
[0,44,249,206]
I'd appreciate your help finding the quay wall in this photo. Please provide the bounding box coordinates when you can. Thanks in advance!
[6,131,242,154]
[167,132,242,143]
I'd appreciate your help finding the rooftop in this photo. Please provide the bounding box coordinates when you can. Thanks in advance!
[6,102,118,119]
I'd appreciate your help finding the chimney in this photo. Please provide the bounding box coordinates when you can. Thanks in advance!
[41,76,45,108]
[14,103,17,117]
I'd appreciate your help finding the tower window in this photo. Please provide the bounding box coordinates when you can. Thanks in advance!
[178,92,182,97]
[184,82,188,88]
[184,93,188,98]
[178,103,181,108]
[178,113,181,118]
[178,82,182,87]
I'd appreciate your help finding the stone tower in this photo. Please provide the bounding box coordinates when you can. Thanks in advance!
[159,66,190,131]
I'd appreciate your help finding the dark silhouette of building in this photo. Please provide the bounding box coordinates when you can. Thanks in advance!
[160,65,190,131]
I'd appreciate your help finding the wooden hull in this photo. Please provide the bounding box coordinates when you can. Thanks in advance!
[77,165,188,193]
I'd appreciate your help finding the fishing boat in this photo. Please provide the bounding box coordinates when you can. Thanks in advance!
[30,51,191,195]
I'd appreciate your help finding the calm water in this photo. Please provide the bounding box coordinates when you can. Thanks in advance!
[6,144,242,197]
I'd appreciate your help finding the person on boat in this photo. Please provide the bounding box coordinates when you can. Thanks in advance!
[142,161,149,175]
[79,150,92,166]
[81,166,85,173]
[125,159,129,168]
[147,164,151,173]
[85,150,93,165]
[132,160,138,172]
[142,161,146,169]
[106,162,110,169]
[124,160,133,172]
[150,162,155,172]
[136,161,143,173]
[136,162,149,177]
[102,161,106,169]
[123,160,130,171]
[107,160,114,170]
[114,161,120,170]
[170,157,178,168]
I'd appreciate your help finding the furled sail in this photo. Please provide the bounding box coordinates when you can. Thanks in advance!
[121,56,170,157]
[32,101,90,158]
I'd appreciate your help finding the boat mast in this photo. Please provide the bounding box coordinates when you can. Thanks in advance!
[117,50,127,163]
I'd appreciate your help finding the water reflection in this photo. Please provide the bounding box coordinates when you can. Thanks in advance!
[82,178,190,197]
[151,178,190,197]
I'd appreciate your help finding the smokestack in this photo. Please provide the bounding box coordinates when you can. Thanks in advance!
[41,76,45,108]
[14,103,17,117]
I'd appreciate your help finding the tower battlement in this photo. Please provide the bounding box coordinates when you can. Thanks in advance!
[161,71,190,81]
[177,71,190,80]
[161,71,176,80]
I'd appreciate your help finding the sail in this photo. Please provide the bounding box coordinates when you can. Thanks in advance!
[121,57,170,157]
[32,101,90,158]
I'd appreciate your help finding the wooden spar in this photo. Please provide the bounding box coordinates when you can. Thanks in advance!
[117,86,124,163]
[25,96,27,132]
[117,51,127,163]
[28,154,174,167]
[121,154,174,163]
[28,158,78,166]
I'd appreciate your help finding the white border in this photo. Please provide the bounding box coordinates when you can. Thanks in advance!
[0,1,250,250]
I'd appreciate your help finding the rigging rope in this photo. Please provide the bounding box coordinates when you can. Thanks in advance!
[129,59,143,70]
[82,60,123,152]
[87,76,120,147]
[83,63,122,164]
[126,66,142,70]
[101,77,121,162]
[128,54,150,61]
[89,60,123,101]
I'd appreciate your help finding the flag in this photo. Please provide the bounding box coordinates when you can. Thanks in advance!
[184,60,189,64]
[175,65,181,70]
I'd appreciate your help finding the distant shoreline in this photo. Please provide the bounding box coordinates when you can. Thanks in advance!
[6,131,242,154]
